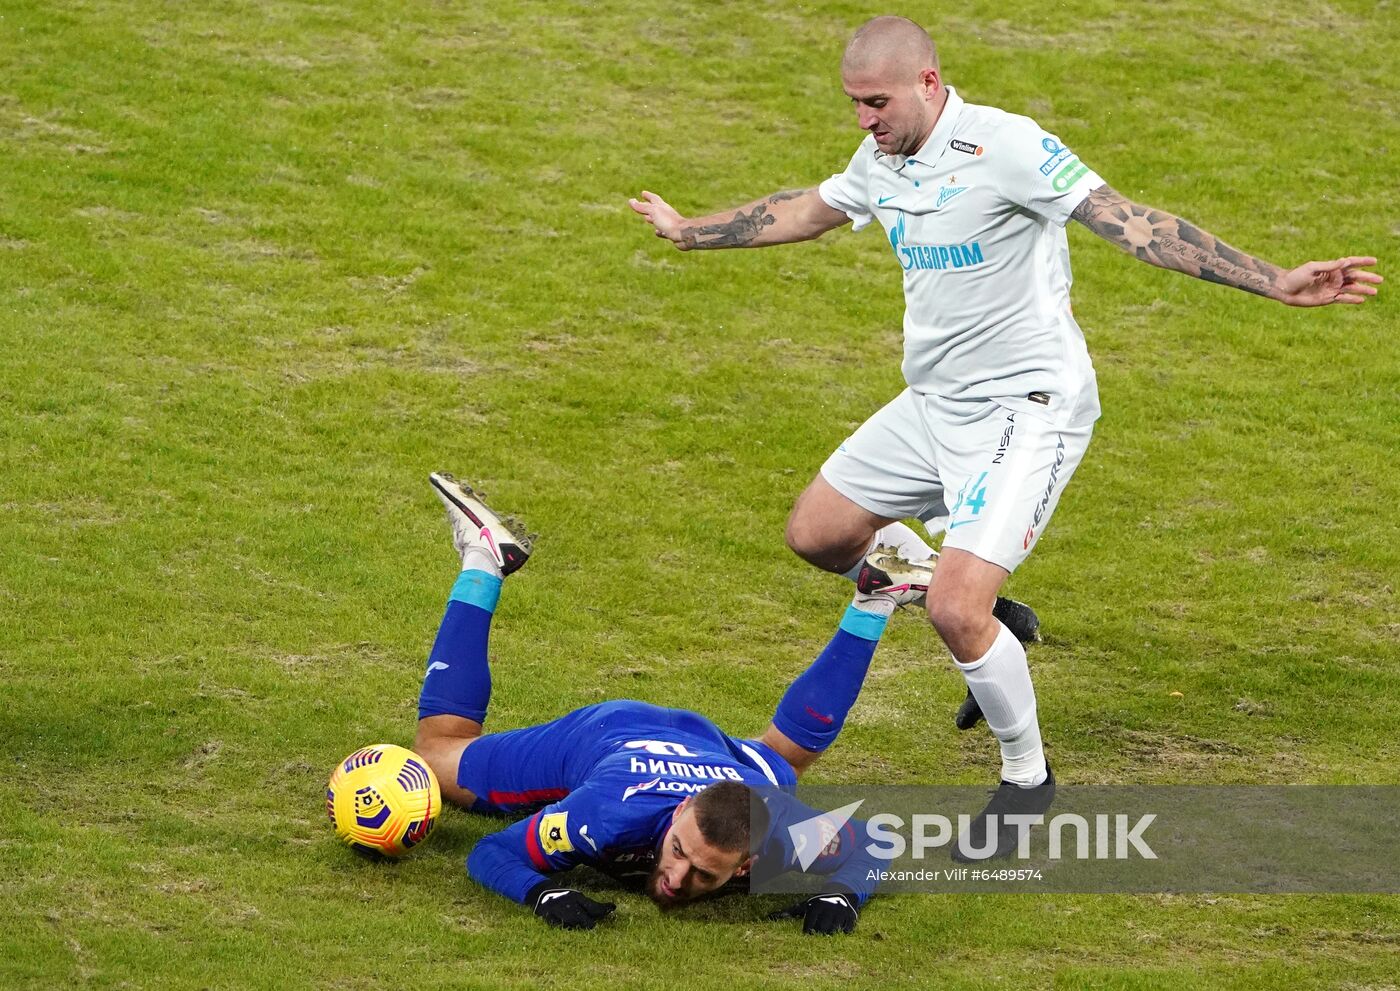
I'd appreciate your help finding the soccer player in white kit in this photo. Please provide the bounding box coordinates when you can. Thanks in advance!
[629,15,1381,859]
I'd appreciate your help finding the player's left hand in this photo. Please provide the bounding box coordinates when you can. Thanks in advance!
[768,891,859,935]
[1276,256,1382,306]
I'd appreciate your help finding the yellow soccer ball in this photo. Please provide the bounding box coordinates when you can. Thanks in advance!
[327,744,440,857]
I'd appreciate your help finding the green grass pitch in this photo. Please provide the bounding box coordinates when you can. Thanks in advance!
[2,1,1396,988]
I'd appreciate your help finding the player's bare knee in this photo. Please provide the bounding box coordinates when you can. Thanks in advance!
[785,510,868,572]
[409,734,478,808]
[784,512,826,566]
[416,713,481,745]
[411,723,437,757]
[760,724,821,778]
[927,595,985,657]
[413,717,479,785]
[786,477,885,572]
[410,733,450,780]
[784,513,825,566]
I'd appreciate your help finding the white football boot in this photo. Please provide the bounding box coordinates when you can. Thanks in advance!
[428,472,534,575]
[858,544,1044,641]
[855,545,935,607]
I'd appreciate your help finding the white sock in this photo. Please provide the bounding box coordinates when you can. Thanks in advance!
[462,546,502,579]
[876,521,937,563]
[850,592,897,617]
[839,537,877,582]
[956,622,1047,787]
[838,522,938,582]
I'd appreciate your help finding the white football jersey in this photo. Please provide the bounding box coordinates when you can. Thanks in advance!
[819,86,1104,425]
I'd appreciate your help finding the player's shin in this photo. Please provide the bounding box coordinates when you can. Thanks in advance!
[771,597,893,752]
[416,569,500,725]
[955,622,1047,787]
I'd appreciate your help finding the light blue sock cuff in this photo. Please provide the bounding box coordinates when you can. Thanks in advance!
[449,570,502,613]
[839,604,889,641]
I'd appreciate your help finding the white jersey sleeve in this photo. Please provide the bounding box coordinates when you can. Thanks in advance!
[818,137,877,232]
[990,118,1105,226]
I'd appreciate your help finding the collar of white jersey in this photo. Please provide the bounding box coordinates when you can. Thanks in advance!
[872,85,965,173]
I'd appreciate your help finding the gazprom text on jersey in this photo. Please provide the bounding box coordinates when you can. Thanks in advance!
[898,241,985,272]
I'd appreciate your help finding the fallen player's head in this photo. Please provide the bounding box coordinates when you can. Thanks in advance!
[647,782,769,910]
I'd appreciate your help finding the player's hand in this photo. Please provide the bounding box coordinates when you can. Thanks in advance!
[628,190,690,249]
[767,891,859,935]
[531,886,617,930]
[1276,256,1382,306]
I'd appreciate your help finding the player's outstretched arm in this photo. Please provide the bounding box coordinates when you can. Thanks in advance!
[1071,185,1382,307]
[628,188,850,250]
[465,803,617,930]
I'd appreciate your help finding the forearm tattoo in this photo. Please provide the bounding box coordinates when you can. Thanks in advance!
[680,189,807,249]
[1070,186,1282,298]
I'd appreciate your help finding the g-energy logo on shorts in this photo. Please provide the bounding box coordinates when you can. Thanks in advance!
[888,213,987,273]
[1023,434,1068,549]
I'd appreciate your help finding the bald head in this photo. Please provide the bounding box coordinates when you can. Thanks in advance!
[842,16,939,80]
[839,16,946,156]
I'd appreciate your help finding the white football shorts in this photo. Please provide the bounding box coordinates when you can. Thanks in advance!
[820,388,1097,572]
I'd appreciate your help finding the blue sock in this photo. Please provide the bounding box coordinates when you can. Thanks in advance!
[417,570,501,723]
[771,605,887,752]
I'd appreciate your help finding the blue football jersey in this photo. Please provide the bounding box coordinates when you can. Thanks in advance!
[463,709,880,906]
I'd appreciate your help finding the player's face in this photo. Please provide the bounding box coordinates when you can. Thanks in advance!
[842,63,941,158]
[646,805,749,909]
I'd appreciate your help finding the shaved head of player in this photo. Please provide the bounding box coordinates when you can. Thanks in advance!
[840,16,944,157]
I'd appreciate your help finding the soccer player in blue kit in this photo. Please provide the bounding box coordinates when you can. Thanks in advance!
[411,472,907,933]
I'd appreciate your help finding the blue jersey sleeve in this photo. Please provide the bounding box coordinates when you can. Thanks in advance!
[465,772,653,904]
[755,791,883,907]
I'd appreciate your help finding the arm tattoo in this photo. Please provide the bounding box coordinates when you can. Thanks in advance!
[1070,186,1282,299]
[679,189,808,249]
[680,205,774,249]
